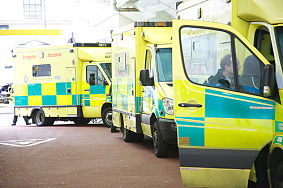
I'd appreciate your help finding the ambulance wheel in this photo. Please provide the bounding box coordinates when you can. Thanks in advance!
[102,107,112,127]
[274,161,283,188]
[152,122,168,158]
[33,109,47,126]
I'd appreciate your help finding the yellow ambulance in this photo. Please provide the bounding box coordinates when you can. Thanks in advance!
[111,22,176,157]
[12,43,113,127]
[174,0,283,187]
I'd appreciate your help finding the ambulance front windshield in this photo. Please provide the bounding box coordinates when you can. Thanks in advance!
[275,26,283,73]
[156,48,172,82]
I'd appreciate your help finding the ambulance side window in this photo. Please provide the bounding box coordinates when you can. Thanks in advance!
[181,27,235,90]
[235,38,263,94]
[145,50,151,69]
[86,65,107,85]
[180,26,264,95]
[32,64,51,77]
[145,49,154,78]
[254,28,274,65]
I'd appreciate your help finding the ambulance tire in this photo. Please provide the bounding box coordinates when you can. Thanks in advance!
[152,122,168,158]
[274,161,283,188]
[33,109,47,126]
[102,107,112,127]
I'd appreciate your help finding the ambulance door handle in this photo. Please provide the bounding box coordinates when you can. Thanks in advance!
[84,89,90,92]
[67,88,71,94]
[178,103,202,108]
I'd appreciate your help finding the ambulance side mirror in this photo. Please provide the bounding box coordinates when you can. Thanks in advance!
[139,69,154,86]
[262,64,275,97]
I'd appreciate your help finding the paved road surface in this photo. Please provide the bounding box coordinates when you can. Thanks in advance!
[0,104,185,188]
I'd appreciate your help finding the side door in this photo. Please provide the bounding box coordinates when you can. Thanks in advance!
[173,20,276,188]
[82,63,109,118]
[141,47,155,116]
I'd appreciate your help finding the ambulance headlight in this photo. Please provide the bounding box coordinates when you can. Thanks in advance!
[162,98,174,115]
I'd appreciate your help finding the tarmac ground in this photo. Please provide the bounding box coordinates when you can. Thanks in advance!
[0,104,185,188]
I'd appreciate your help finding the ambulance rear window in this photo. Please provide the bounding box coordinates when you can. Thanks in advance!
[32,64,51,77]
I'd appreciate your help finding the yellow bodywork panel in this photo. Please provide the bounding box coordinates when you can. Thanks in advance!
[41,83,56,95]
[113,111,122,128]
[141,122,152,137]
[78,47,111,62]
[142,27,172,44]
[174,80,205,118]
[28,96,42,106]
[180,167,250,188]
[82,107,100,118]
[205,118,273,149]
[237,0,283,24]
[13,84,27,96]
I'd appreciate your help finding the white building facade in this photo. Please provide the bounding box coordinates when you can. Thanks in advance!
[0,0,177,85]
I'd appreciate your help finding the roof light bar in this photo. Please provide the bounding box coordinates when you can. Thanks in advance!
[134,22,172,27]
[73,43,111,47]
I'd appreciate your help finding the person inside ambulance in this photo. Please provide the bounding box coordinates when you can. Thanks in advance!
[205,54,236,89]
[89,73,95,85]
[239,55,262,94]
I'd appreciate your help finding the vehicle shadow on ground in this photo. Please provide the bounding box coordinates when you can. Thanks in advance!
[21,123,109,128]
[53,123,108,127]
[116,135,179,159]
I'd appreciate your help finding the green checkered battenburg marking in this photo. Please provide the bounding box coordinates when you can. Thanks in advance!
[15,82,79,106]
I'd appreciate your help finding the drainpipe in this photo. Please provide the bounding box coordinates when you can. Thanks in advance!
[113,0,139,12]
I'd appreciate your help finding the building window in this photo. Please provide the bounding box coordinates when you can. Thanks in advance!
[23,0,42,19]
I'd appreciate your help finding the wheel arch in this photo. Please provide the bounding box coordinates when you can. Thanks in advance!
[101,102,112,116]
[150,113,157,134]
[30,106,44,118]
[268,145,283,185]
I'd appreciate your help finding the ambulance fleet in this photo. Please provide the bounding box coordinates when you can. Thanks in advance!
[12,0,283,187]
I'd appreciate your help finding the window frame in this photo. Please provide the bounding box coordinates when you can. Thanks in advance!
[32,64,51,77]
[86,65,107,85]
[179,25,265,97]
[100,63,112,82]
[144,48,155,80]
[274,26,283,74]
[155,47,173,82]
